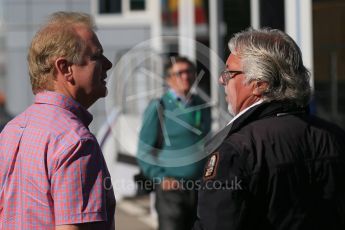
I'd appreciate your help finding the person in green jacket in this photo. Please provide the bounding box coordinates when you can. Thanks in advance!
[137,56,212,230]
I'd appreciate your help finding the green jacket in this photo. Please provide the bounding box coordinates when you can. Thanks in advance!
[137,91,211,181]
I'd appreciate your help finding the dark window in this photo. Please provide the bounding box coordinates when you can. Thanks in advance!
[223,0,251,58]
[130,0,146,10]
[259,0,285,30]
[99,0,122,14]
[312,0,345,128]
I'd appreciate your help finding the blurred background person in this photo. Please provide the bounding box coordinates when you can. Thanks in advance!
[137,56,211,230]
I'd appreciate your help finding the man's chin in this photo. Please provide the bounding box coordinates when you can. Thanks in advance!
[99,86,108,98]
[92,89,108,102]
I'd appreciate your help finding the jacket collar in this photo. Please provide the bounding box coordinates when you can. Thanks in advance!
[230,101,307,133]
[205,101,307,155]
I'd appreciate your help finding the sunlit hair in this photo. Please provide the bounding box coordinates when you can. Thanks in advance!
[228,28,311,107]
[27,11,96,94]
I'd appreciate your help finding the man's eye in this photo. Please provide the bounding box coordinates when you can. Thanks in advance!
[90,54,102,60]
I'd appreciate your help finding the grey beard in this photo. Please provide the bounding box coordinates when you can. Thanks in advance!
[227,104,235,117]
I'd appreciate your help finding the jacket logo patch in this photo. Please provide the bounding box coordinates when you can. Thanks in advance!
[203,152,219,180]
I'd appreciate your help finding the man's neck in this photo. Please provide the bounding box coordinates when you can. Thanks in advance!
[169,89,188,100]
[227,100,264,126]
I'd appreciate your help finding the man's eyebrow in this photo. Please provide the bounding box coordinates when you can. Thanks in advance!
[90,49,103,59]
[96,48,103,54]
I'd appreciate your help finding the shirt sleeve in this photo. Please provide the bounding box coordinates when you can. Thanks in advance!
[136,99,165,180]
[51,138,110,225]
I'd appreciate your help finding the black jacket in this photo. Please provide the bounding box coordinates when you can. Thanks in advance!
[193,101,345,230]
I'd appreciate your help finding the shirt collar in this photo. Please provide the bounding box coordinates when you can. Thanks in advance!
[227,99,264,126]
[34,91,93,127]
[168,89,191,105]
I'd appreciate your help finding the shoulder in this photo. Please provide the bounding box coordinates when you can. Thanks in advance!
[143,96,168,116]
[241,113,345,141]
[306,115,345,136]
[140,98,164,128]
[147,98,162,110]
[229,113,345,164]
[38,103,92,137]
[50,135,102,174]
[142,98,160,116]
[19,103,95,146]
[192,94,207,105]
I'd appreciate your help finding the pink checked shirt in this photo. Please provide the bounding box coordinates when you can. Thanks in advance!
[0,91,116,229]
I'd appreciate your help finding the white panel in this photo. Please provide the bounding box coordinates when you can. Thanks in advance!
[30,0,80,2]
[69,2,91,12]
[178,0,195,61]
[299,0,314,89]
[4,2,27,26]
[285,0,314,89]
[6,50,33,115]
[4,0,28,3]
[209,0,220,130]
[284,0,298,41]
[96,27,151,47]
[31,2,68,25]
[6,30,31,49]
[250,0,260,29]
[150,0,162,52]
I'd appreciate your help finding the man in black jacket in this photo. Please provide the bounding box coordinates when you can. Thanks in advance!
[193,28,345,230]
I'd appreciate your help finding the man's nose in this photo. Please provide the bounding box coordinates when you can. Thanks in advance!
[219,75,225,85]
[103,56,113,71]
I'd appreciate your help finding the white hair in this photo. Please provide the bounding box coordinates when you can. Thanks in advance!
[228,28,311,107]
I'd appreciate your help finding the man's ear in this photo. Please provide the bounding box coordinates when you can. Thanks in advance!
[55,58,73,83]
[253,81,268,96]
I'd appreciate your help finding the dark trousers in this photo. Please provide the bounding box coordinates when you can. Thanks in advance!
[155,186,197,230]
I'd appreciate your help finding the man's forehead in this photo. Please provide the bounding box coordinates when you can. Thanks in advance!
[226,53,241,68]
[76,27,103,51]
[172,62,190,69]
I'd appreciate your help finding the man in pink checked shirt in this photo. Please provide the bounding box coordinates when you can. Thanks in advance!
[0,11,115,230]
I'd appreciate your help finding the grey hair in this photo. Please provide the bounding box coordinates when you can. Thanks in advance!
[228,28,311,107]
